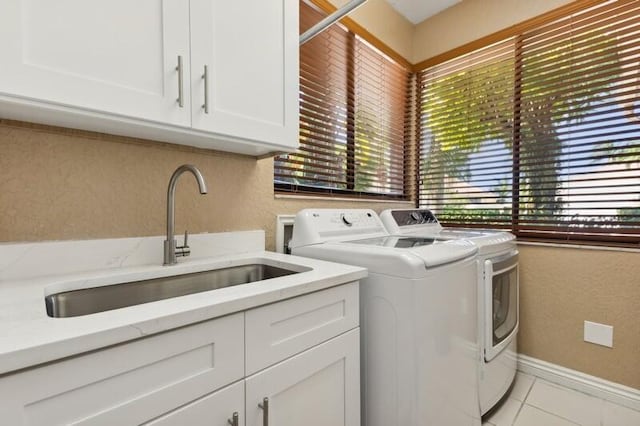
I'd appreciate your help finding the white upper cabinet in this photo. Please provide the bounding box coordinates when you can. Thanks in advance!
[190,0,299,148]
[0,0,299,156]
[0,0,191,126]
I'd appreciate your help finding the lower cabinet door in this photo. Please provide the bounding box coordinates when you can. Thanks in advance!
[245,328,360,426]
[145,381,244,426]
[0,314,244,425]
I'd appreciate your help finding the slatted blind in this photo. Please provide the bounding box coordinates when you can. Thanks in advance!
[419,0,640,245]
[274,1,412,198]
[419,39,516,226]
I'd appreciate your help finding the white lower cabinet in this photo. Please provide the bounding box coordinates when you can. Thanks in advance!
[0,283,360,426]
[0,317,243,425]
[0,313,244,425]
[246,329,360,426]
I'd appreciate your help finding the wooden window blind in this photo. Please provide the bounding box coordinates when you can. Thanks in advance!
[419,0,640,246]
[274,1,413,198]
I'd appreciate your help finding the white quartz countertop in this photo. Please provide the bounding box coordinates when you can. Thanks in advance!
[0,250,366,376]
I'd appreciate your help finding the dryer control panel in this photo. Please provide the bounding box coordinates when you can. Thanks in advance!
[391,209,439,226]
[380,209,443,235]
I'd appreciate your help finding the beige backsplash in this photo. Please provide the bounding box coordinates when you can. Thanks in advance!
[0,120,412,249]
[1,119,638,390]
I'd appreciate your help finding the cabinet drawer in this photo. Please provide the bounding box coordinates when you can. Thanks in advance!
[245,282,359,375]
[0,313,243,426]
[145,380,244,426]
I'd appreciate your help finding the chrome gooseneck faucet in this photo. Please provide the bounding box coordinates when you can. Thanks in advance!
[164,164,208,265]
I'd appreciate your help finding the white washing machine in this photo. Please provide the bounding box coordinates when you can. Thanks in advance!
[289,209,482,426]
[380,209,519,415]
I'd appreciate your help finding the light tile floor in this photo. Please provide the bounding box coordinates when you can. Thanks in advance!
[483,372,640,426]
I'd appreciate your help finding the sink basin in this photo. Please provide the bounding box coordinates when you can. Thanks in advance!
[45,263,304,318]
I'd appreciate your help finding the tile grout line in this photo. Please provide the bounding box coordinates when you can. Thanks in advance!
[522,375,537,403]
[523,403,583,425]
[526,377,606,426]
[509,376,537,426]
[511,376,537,426]
[512,373,640,426]
[535,377,610,426]
[510,402,525,426]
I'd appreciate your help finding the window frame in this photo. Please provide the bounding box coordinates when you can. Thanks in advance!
[274,0,414,201]
[415,0,640,247]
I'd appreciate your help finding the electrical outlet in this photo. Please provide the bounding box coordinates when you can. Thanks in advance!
[584,321,613,348]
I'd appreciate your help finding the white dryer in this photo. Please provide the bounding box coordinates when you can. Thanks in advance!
[290,209,482,426]
[380,209,519,415]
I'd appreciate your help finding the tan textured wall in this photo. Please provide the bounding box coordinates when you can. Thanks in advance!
[412,0,573,63]
[330,0,414,61]
[518,245,640,389]
[0,121,412,250]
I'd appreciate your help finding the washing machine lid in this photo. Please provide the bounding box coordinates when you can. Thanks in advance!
[290,209,477,277]
[294,237,477,277]
[343,236,477,269]
[347,235,448,248]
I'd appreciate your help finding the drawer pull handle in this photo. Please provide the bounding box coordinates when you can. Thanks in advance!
[176,55,184,108]
[258,397,269,426]
[202,65,210,114]
[227,411,239,426]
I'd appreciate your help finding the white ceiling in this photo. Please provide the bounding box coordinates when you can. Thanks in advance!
[385,0,462,25]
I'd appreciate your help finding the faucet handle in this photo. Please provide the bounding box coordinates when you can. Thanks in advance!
[176,230,191,257]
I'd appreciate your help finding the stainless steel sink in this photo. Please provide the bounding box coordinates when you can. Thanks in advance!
[45,263,304,318]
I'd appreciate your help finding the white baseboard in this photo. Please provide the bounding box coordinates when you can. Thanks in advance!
[518,354,640,412]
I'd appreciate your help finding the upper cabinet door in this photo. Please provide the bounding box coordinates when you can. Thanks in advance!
[189,0,299,149]
[0,0,191,126]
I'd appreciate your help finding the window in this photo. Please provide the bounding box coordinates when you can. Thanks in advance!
[418,0,640,245]
[274,1,413,199]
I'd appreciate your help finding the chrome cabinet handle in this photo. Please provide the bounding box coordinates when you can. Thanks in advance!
[176,55,184,107]
[258,397,269,426]
[202,65,209,114]
[227,412,239,426]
